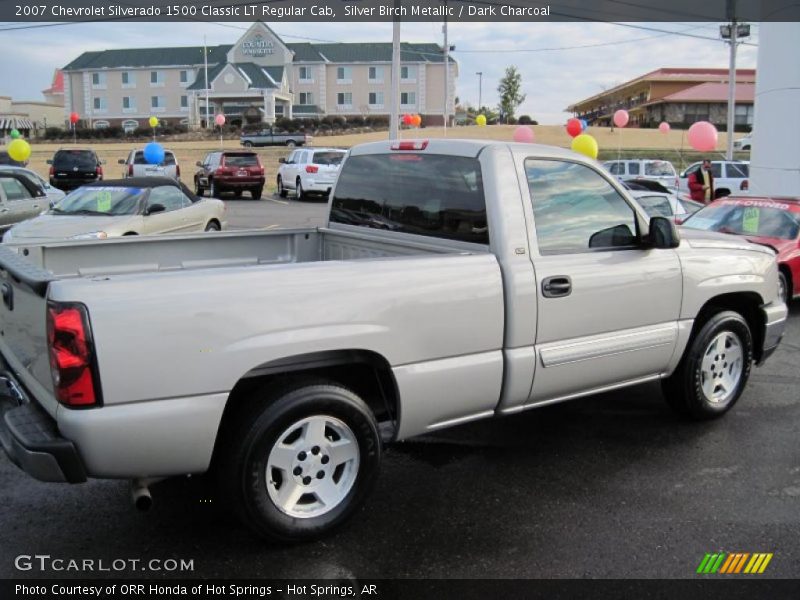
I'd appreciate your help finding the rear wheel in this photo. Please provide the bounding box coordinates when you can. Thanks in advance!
[778,271,790,304]
[296,179,306,201]
[286,140,297,148]
[195,179,205,197]
[252,187,263,200]
[205,221,220,232]
[243,141,253,148]
[277,176,287,198]
[210,179,219,198]
[662,310,753,420]
[217,380,381,542]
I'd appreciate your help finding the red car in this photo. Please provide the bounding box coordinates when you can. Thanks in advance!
[194,151,265,200]
[681,196,800,304]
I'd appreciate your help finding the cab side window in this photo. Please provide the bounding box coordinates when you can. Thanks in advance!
[627,162,640,175]
[0,178,32,201]
[526,159,639,255]
[148,186,189,212]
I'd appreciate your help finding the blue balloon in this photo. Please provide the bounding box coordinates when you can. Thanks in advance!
[580,119,588,131]
[143,142,165,165]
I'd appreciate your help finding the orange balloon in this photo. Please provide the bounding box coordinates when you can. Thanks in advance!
[412,115,422,127]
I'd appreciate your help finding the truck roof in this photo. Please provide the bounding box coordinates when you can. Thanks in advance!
[349,138,585,161]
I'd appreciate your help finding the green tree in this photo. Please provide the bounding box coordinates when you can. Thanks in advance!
[497,66,526,123]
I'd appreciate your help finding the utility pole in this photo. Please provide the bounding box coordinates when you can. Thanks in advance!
[721,0,749,159]
[204,35,210,130]
[443,7,449,133]
[476,71,483,114]
[389,1,401,140]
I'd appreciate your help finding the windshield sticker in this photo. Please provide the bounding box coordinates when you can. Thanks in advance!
[96,190,112,213]
[721,199,791,211]
[742,207,760,234]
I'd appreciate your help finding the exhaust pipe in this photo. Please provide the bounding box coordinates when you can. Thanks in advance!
[130,478,161,511]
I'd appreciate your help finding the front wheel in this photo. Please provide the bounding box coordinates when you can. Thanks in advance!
[205,221,220,232]
[210,179,219,199]
[296,179,306,201]
[243,141,253,147]
[661,310,753,420]
[286,140,297,148]
[277,176,287,198]
[217,381,381,542]
[778,271,790,305]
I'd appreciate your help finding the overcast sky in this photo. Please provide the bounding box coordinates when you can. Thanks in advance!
[0,21,759,124]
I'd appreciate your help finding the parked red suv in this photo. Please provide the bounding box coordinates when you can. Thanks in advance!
[194,151,265,200]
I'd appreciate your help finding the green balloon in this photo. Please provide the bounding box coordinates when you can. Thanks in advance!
[9,129,20,139]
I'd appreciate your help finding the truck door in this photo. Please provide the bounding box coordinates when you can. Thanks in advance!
[522,158,683,405]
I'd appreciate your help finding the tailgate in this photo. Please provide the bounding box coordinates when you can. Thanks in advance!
[0,246,57,416]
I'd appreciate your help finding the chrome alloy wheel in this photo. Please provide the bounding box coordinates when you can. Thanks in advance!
[700,331,744,404]
[266,415,360,519]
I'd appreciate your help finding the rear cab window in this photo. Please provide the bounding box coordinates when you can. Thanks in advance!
[133,151,176,166]
[727,163,749,178]
[223,153,259,167]
[331,152,488,245]
[53,150,98,170]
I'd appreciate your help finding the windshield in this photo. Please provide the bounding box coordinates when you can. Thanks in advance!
[52,186,145,216]
[133,151,176,166]
[224,154,259,167]
[636,195,674,217]
[53,150,97,170]
[645,161,676,176]
[683,200,800,240]
[312,152,345,166]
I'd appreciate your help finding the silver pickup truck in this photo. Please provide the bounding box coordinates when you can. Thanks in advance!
[240,128,311,148]
[0,139,787,542]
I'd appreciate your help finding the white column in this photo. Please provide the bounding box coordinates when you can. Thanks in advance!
[749,22,800,196]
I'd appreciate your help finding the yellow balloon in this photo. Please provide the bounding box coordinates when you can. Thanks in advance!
[7,138,31,162]
[475,114,487,127]
[571,134,598,159]
[149,116,159,128]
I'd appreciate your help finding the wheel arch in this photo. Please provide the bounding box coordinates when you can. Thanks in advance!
[691,292,765,361]
[213,349,400,459]
[779,263,793,300]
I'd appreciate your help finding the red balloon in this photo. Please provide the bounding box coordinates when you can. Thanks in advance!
[69,112,79,124]
[402,114,413,125]
[566,118,582,138]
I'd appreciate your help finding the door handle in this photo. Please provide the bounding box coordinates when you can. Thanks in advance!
[542,276,572,298]
[0,208,8,213]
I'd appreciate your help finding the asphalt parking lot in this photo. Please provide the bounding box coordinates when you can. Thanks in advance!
[1,196,798,580]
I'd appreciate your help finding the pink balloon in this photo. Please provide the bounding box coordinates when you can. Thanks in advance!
[613,109,629,128]
[687,121,718,152]
[658,122,670,134]
[214,114,226,126]
[513,126,535,143]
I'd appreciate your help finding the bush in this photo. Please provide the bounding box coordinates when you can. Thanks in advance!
[518,115,534,125]
[507,116,518,125]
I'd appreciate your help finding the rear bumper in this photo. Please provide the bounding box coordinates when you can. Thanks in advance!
[758,300,788,365]
[304,180,335,194]
[0,367,86,484]
[215,178,264,189]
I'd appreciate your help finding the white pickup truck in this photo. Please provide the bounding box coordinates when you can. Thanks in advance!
[0,139,787,542]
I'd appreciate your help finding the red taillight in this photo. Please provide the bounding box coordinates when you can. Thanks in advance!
[49,166,54,177]
[46,302,101,408]
[390,139,429,151]
[96,165,103,179]
[127,164,133,176]
[305,165,319,174]
[741,180,749,191]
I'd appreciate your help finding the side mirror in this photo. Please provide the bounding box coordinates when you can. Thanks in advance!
[146,203,166,215]
[278,158,286,164]
[46,159,53,165]
[646,216,680,249]
[117,159,125,165]
[196,161,203,167]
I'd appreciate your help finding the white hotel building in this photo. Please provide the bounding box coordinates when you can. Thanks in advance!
[60,22,457,129]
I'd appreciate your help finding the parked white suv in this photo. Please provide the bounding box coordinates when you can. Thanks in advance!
[119,148,180,181]
[733,134,752,151]
[276,147,346,201]
[679,160,749,198]
[603,159,679,190]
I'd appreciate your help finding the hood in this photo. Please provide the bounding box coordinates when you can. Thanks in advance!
[678,227,776,257]
[4,214,138,243]
[744,235,797,259]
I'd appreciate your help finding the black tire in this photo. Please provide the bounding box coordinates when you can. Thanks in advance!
[296,179,305,201]
[233,189,243,199]
[243,141,253,147]
[252,187,263,200]
[210,179,219,198]
[195,179,205,197]
[205,221,220,232]
[277,176,287,198]
[217,380,381,542]
[661,310,753,420]
[286,140,297,148]
[778,271,790,305]
[714,189,731,199]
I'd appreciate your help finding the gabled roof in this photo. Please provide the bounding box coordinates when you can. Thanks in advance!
[235,63,282,89]
[186,63,227,91]
[42,70,64,95]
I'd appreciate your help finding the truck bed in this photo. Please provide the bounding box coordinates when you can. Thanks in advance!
[9,227,473,280]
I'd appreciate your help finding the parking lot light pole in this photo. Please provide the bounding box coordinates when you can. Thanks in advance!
[476,71,483,113]
[390,8,401,140]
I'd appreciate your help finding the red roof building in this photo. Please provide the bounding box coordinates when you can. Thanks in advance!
[42,70,65,106]
[567,68,755,130]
